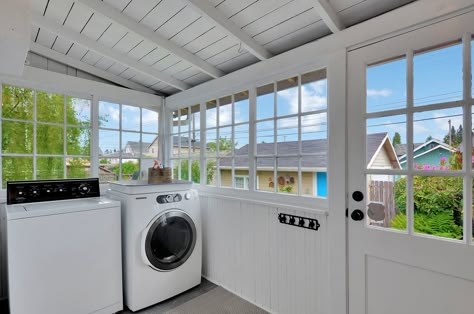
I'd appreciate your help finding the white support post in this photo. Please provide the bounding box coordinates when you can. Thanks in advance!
[200,102,206,185]
[406,50,414,236]
[249,87,257,191]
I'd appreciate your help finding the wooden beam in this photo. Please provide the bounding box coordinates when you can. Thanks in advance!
[75,0,225,79]
[31,13,190,91]
[309,0,345,33]
[29,42,157,94]
[182,0,273,61]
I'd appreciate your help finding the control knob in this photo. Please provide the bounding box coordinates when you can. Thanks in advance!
[78,184,90,194]
[184,192,191,200]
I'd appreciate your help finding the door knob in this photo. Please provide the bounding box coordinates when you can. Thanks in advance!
[351,209,365,221]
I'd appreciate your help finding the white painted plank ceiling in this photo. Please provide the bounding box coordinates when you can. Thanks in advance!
[28,0,416,96]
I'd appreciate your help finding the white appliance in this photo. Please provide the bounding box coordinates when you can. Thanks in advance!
[107,181,201,312]
[6,178,123,314]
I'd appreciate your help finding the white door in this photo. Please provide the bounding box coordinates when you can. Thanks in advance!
[348,10,474,314]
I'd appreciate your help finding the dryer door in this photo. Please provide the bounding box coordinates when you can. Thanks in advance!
[143,210,197,271]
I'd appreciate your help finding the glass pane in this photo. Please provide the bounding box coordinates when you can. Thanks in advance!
[37,157,63,180]
[256,121,274,155]
[179,108,190,135]
[257,83,274,120]
[235,157,250,190]
[142,108,158,133]
[206,128,217,157]
[206,100,217,128]
[367,115,406,169]
[37,124,64,155]
[472,39,474,98]
[256,157,274,192]
[67,158,90,178]
[189,131,200,159]
[67,127,90,156]
[219,96,232,126]
[142,133,158,158]
[121,159,140,180]
[190,104,201,131]
[367,57,406,113]
[2,157,33,187]
[122,105,140,131]
[413,176,463,240]
[302,69,327,113]
[189,159,201,183]
[413,107,462,171]
[99,130,119,157]
[219,157,232,188]
[277,157,299,195]
[2,121,33,154]
[301,112,327,142]
[277,76,298,116]
[98,158,118,182]
[218,127,232,157]
[99,101,120,129]
[235,124,249,156]
[302,172,314,197]
[205,158,216,185]
[122,131,141,158]
[368,174,406,230]
[140,159,155,180]
[234,91,249,123]
[277,117,298,154]
[36,90,64,123]
[66,97,91,126]
[2,85,34,120]
[414,43,462,106]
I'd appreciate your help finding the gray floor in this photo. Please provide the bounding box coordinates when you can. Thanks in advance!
[119,278,217,313]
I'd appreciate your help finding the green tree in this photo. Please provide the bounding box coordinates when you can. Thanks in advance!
[207,137,235,153]
[173,160,215,184]
[443,124,463,147]
[392,132,401,145]
[112,161,139,179]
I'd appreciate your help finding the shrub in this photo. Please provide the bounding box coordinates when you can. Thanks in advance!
[391,212,463,239]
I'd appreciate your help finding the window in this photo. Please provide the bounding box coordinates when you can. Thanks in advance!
[98,101,159,182]
[171,105,201,184]
[256,69,327,197]
[1,84,91,187]
[235,175,249,189]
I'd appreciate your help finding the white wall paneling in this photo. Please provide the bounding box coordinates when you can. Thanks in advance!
[0,203,6,300]
[200,193,329,314]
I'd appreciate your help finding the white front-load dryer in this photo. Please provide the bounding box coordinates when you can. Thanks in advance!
[107,181,201,312]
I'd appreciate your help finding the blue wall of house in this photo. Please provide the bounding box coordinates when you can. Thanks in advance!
[400,147,452,169]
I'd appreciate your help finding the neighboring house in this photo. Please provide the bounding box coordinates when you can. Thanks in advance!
[397,139,455,169]
[219,132,400,197]
[148,135,201,158]
[124,141,153,157]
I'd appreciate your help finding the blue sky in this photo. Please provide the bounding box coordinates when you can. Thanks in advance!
[367,42,468,144]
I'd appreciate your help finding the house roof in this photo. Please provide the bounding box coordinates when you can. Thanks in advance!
[394,143,423,157]
[149,135,201,149]
[397,138,455,161]
[221,132,391,169]
[125,141,152,154]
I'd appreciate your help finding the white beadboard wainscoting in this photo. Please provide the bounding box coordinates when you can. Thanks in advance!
[0,203,7,300]
[200,193,329,314]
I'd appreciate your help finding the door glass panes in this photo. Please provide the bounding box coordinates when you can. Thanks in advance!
[277,117,298,154]
[2,121,33,154]
[257,121,274,154]
[99,130,120,157]
[37,157,63,180]
[36,91,64,123]
[142,133,157,158]
[301,69,327,112]
[99,102,120,129]
[256,158,274,192]
[67,158,90,178]
[2,85,34,119]
[277,76,298,116]
[2,157,33,187]
[219,96,232,126]
[67,97,90,126]
[414,43,462,106]
[206,100,217,128]
[141,108,158,133]
[257,83,274,120]
[366,115,406,169]
[234,91,249,123]
[413,176,463,240]
[37,125,64,155]
[367,174,406,230]
[122,105,140,131]
[367,57,406,113]
[277,157,299,195]
[235,124,249,156]
[413,107,462,171]
[218,127,232,157]
[206,128,217,157]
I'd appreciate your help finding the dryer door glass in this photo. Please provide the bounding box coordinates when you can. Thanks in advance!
[145,210,197,271]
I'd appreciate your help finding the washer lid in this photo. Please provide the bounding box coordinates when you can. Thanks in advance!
[6,197,120,220]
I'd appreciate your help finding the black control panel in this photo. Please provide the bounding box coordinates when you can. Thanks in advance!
[156,193,182,204]
[6,178,101,205]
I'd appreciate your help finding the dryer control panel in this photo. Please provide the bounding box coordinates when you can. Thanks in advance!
[156,193,183,204]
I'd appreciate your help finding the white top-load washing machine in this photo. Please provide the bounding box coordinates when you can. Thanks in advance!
[107,181,201,312]
[6,178,123,314]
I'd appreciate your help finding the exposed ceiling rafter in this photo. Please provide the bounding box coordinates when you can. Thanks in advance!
[182,0,273,61]
[31,13,190,91]
[308,0,345,33]
[75,0,225,79]
[29,42,158,94]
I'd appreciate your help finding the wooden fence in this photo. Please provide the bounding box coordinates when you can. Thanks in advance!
[368,180,397,227]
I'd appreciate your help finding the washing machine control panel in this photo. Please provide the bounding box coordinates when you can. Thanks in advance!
[7,178,100,205]
[156,193,183,204]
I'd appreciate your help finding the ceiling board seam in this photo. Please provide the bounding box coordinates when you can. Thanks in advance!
[181,26,216,48]
[154,5,187,32]
[262,19,325,47]
[204,43,239,62]
[127,39,145,54]
[121,0,133,13]
[250,7,314,38]
[138,0,164,23]
[168,16,202,41]
[34,28,40,42]
[239,0,294,29]
[173,65,193,75]
[228,0,259,20]
[192,35,228,55]
[137,47,158,62]
[63,2,75,25]
[80,13,95,34]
